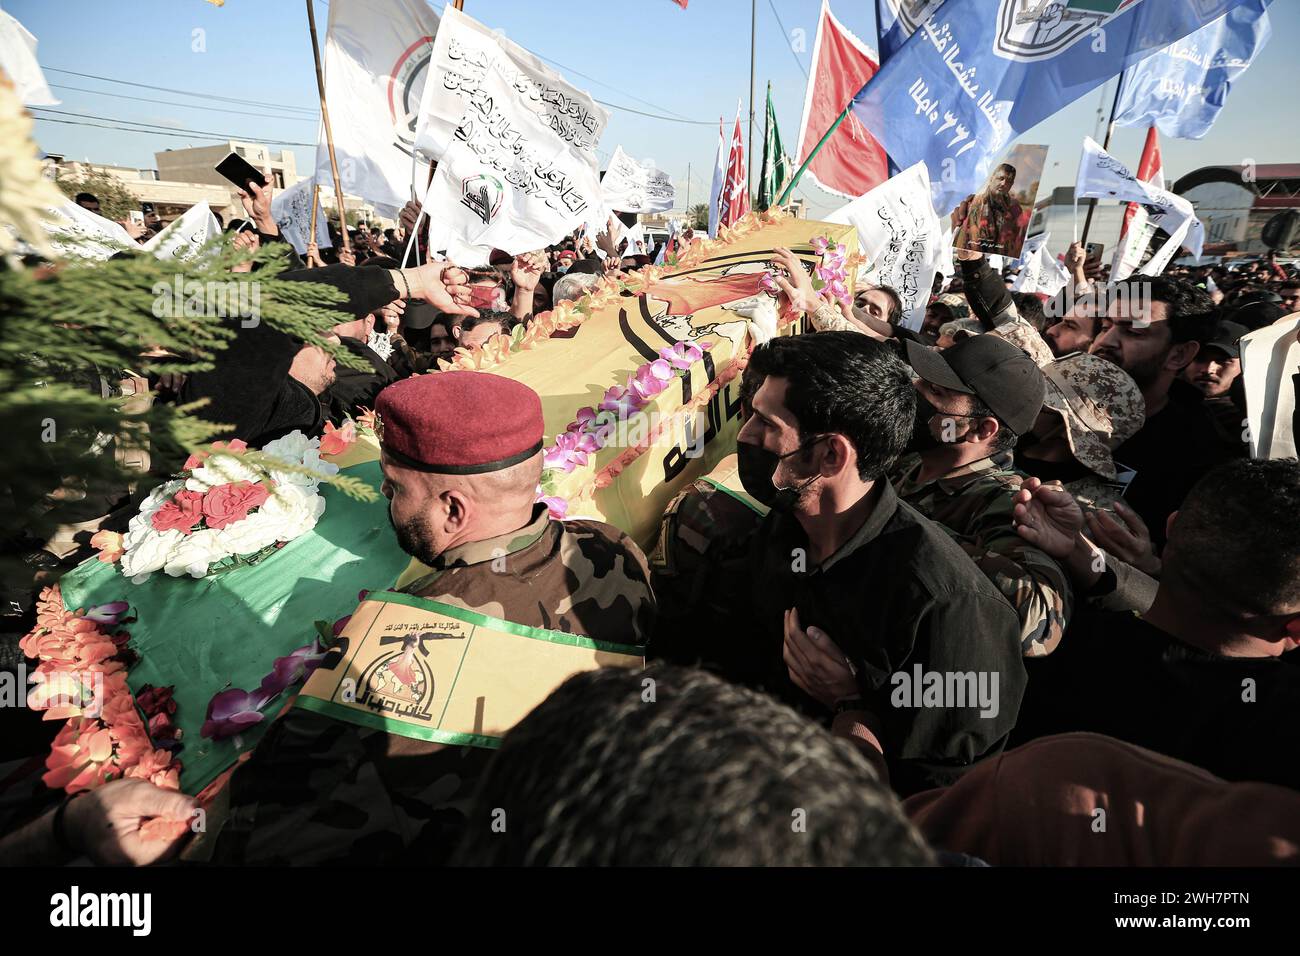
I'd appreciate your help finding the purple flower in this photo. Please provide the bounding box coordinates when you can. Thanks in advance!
[544,431,592,473]
[83,601,130,626]
[759,271,779,294]
[628,359,674,403]
[259,641,328,699]
[332,614,352,637]
[538,495,568,519]
[658,341,704,371]
[200,688,269,741]
[599,384,643,418]
[567,407,598,432]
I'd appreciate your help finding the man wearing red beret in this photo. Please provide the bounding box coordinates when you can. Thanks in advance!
[208,372,656,864]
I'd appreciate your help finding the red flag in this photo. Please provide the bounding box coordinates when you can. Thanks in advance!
[718,110,749,229]
[672,0,688,8]
[647,273,769,317]
[794,0,888,199]
[1118,126,1164,241]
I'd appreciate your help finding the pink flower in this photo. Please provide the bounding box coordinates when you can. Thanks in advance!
[544,431,592,473]
[90,530,125,564]
[539,495,568,519]
[319,420,357,457]
[811,235,830,256]
[151,490,205,535]
[567,407,598,432]
[658,341,705,371]
[628,359,675,403]
[200,480,271,530]
[183,439,248,471]
[258,641,328,698]
[125,748,181,791]
[599,384,643,418]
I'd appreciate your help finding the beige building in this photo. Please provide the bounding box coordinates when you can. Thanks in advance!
[154,142,301,191]
[49,142,389,227]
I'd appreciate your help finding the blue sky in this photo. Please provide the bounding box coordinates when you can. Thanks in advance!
[12,0,1300,220]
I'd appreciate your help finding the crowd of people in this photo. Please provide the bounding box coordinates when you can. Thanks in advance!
[2,172,1299,868]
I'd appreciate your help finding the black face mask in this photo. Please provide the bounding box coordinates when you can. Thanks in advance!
[736,438,824,512]
[907,395,944,454]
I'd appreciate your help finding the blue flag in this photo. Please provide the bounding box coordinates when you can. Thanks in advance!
[875,0,944,63]
[1113,0,1270,140]
[853,0,1268,215]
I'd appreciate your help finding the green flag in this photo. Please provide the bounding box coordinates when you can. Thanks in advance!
[757,83,792,212]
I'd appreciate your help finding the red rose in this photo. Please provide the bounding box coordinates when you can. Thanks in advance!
[151,490,205,535]
[201,480,271,529]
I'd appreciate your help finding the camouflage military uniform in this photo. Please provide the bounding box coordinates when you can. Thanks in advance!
[891,451,1073,658]
[647,464,766,669]
[206,505,655,864]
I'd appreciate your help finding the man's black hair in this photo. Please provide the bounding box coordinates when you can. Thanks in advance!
[967,395,1018,453]
[452,664,934,866]
[863,284,904,326]
[1116,275,1217,345]
[1010,292,1047,332]
[746,332,915,481]
[1166,458,1300,617]
[458,310,513,337]
[74,192,98,205]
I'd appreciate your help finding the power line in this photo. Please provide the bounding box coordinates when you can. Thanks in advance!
[44,67,319,115]
[767,0,809,80]
[29,108,316,147]
[31,116,315,149]
[49,84,317,123]
[533,52,698,122]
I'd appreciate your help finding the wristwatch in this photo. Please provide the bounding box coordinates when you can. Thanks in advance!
[833,695,867,715]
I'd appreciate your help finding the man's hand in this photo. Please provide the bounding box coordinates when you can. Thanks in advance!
[337,245,356,267]
[596,215,620,258]
[511,251,547,294]
[231,230,260,273]
[1064,241,1085,273]
[783,607,860,710]
[771,247,820,315]
[376,297,405,333]
[304,241,325,269]
[237,175,277,235]
[1012,476,1084,560]
[399,199,423,236]
[1084,498,1161,576]
[63,779,198,866]
[119,218,146,241]
[398,261,478,317]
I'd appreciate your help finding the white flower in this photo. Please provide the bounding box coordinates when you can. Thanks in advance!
[186,455,260,492]
[261,430,313,465]
[137,480,184,518]
[163,528,225,578]
[212,509,282,557]
[260,485,327,540]
[120,527,185,583]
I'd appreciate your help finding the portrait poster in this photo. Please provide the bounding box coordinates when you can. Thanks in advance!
[954,143,1047,259]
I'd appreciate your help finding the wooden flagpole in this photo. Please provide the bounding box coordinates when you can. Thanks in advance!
[307,183,321,266]
[306,0,350,253]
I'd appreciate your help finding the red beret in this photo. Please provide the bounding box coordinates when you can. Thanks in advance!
[375,371,544,474]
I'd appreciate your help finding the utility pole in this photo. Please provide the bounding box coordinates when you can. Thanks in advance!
[685,161,691,213]
[748,0,756,200]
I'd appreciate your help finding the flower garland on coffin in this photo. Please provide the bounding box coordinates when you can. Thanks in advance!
[20,589,182,794]
[96,430,341,583]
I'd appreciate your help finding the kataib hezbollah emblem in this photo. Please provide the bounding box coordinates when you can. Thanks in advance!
[357,631,443,722]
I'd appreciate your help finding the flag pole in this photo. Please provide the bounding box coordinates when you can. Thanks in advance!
[747,0,756,202]
[1080,74,1125,248]
[776,99,854,206]
[306,0,350,254]
[308,183,320,266]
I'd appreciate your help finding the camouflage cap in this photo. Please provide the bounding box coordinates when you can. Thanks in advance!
[1041,353,1146,479]
[989,318,1054,368]
[935,293,970,318]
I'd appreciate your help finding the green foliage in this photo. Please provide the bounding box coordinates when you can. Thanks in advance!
[689,202,710,231]
[1,237,379,550]
[54,167,140,221]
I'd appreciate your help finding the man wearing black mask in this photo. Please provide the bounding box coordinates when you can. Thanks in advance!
[724,332,1026,796]
[890,334,1071,658]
